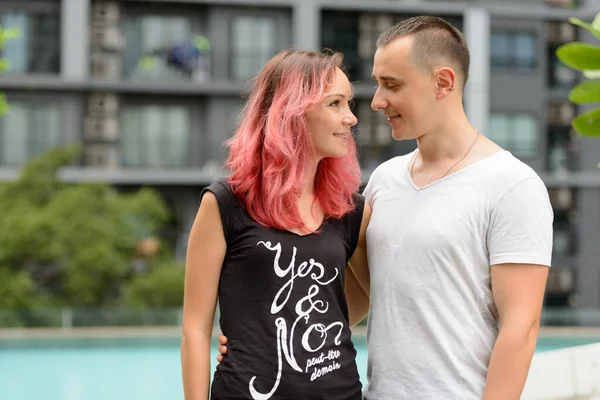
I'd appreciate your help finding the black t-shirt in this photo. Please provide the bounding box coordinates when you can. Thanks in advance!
[204,179,364,400]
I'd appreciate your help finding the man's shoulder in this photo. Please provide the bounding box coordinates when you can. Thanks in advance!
[482,151,541,185]
[479,151,547,203]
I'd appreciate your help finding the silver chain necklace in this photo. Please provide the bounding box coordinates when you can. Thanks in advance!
[410,130,481,181]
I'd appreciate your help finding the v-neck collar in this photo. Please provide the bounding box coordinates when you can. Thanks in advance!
[405,150,509,191]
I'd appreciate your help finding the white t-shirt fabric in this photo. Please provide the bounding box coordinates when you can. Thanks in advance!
[361,150,553,399]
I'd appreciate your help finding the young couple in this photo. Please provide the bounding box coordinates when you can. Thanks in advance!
[181,15,553,400]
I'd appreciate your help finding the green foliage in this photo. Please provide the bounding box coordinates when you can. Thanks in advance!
[572,108,600,136]
[0,147,183,324]
[556,13,600,137]
[121,261,186,308]
[556,42,600,71]
[569,80,600,104]
[568,15,600,40]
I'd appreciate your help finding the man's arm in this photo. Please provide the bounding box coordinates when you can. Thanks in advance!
[482,263,548,400]
[484,176,553,399]
[346,203,372,326]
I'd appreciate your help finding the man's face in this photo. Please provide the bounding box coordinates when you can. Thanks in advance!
[371,37,437,141]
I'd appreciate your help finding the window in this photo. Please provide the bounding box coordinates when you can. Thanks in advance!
[490,30,536,70]
[226,103,243,140]
[553,211,576,256]
[0,101,61,165]
[208,102,243,168]
[0,10,60,74]
[488,113,538,157]
[230,16,277,81]
[547,126,579,172]
[358,14,393,80]
[321,11,360,80]
[548,49,578,90]
[120,105,190,168]
[356,101,406,173]
[122,15,210,81]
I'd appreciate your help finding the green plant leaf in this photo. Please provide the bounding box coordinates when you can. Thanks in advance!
[557,43,600,71]
[584,70,600,79]
[0,94,11,115]
[137,56,157,71]
[593,12,600,30]
[0,58,11,72]
[2,28,20,39]
[569,80,600,104]
[569,17,600,40]
[572,107,600,137]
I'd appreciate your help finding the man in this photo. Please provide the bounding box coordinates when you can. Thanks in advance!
[217,16,553,400]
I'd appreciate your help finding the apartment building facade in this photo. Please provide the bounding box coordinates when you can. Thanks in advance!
[0,0,598,311]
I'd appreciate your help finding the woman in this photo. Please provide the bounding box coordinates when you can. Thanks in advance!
[181,49,371,400]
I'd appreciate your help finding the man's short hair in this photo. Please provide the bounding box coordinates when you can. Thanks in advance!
[377,16,470,89]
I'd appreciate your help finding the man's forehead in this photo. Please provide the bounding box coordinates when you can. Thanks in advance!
[372,55,408,80]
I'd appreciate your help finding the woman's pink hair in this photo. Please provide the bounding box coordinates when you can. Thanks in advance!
[225,50,361,232]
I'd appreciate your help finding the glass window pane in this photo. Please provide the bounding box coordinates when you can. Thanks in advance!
[30,105,60,155]
[488,114,511,149]
[164,106,189,167]
[0,102,60,165]
[231,16,277,80]
[2,11,29,73]
[553,229,570,254]
[490,32,510,68]
[29,12,60,73]
[514,33,536,69]
[513,114,537,157]
[1,103,28,165]
[121,105,189,168]
[1,10,59,74]
[122,16,142,78]
[121,108,141,167]
[141,17,164,54]
[143,106,163,168]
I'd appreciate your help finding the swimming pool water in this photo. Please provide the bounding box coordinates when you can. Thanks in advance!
[0,335,598,400]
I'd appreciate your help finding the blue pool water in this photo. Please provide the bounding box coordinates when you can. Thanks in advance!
[0,335,598,400]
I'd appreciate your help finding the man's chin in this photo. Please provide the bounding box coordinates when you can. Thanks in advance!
[391,129,410,141]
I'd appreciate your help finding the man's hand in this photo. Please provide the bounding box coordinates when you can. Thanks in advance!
[216,333,228,363]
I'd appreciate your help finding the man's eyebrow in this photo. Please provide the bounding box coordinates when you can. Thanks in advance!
[372,75,400,82]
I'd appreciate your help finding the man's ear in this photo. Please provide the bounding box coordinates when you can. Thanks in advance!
[434,66,457,99]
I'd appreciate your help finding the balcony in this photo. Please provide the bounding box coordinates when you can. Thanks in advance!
[544,0,580,8]
[0,51,282,96]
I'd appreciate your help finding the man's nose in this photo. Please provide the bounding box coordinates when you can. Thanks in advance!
[371,88,386,111]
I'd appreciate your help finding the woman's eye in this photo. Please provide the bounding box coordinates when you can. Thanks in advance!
[329,100,339,107]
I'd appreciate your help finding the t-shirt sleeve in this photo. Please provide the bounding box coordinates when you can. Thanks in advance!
[488,177,554,267]
[346,193,366,260]
[362,171,377,207]
[200,180,236,244]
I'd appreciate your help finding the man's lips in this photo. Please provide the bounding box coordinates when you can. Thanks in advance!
[386,114,401,123]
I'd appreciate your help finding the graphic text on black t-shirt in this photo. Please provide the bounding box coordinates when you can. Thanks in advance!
[248,240,345,400]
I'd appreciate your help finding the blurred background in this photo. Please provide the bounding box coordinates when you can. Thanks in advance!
[0,0,599,399]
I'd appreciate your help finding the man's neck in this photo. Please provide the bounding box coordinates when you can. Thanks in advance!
[416,111,478,165]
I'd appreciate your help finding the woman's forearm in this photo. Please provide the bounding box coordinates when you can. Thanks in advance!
[181,331,212,400]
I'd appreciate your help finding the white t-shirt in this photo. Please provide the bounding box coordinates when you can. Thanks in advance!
[362,150,553,399]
